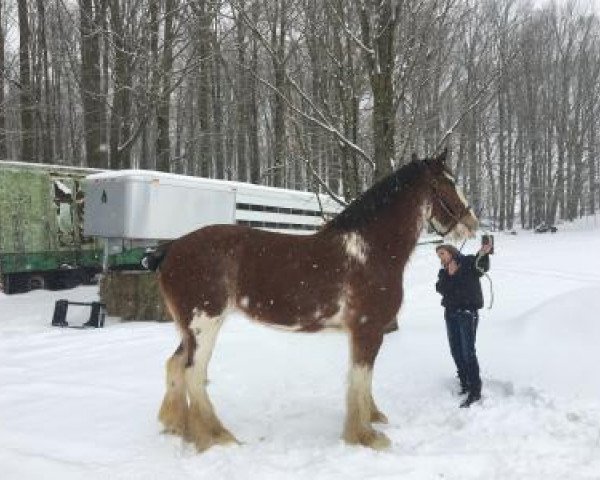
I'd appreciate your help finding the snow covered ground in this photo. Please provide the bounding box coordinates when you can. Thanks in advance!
[1,216,600,480]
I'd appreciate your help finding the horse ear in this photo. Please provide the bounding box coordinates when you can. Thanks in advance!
[437,148,448,166]
[427,148,448,173]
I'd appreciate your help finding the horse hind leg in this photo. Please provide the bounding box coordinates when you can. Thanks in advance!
[158,342,189,436]
[184,310,239,451]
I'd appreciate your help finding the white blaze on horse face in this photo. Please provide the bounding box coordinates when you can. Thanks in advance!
[430,217,446,235]
[421,202,433,220]
[342,232,368,264]
[456,185,469,209]
[432,181,474,239]
[452,185,478,239]
[443,171,456,184]
[450,222,473,241]
[417,202,433,239]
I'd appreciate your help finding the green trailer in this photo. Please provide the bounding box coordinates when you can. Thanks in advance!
[0,161,105,294]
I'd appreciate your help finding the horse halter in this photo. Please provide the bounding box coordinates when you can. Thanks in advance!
[426,177,473,237]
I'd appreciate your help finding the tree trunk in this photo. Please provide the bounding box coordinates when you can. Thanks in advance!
[359,0,396,181]
[212,26,225,179]
[235,3,248,182]
[506,81,515,229]
[18,0,34,162]
[271,0,288,187]
[197,0,213,177]
[589,120,597,215]
[36,0,54,161]
[248,3,260,184]
[156,0,176,173]
[79,0,108,168]
[0,1,6,159]
[497,86,506,229]
[109,0,133,169]
[517,126,526,229]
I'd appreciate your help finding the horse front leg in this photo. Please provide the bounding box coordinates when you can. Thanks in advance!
[184,311,239,451]
[369,390,389,424]
[158,343,189,436]
[343,327,390,450]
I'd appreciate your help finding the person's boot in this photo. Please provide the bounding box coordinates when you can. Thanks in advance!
[459,391,481,408]
[460,382,482,408]
[457,373,469,395]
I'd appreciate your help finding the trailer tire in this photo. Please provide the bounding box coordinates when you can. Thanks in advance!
[2,273,27,294]
[27,274,46,291]
[47,269,95,290]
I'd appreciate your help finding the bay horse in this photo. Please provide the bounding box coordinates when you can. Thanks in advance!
[150,149,478,451]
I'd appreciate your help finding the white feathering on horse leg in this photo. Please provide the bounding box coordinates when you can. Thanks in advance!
[184,312,238,451]
[158,350,188,436]
[368,375,389,424]
[343,364,391,450]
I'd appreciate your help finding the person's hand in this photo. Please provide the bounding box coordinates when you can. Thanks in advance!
[479,243,492,255]
[447,259,458,275]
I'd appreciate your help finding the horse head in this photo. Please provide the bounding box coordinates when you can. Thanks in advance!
[421,149,479,240]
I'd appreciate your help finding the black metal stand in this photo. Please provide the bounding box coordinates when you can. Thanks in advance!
[52,300,106,328]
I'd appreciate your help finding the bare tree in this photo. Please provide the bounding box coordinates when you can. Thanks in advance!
[79,0,108,168]
[0,0,6,159]
[155,0,177,172]
[17,0,34,162]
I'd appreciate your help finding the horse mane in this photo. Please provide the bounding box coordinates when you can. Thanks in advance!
[324,160,425,232]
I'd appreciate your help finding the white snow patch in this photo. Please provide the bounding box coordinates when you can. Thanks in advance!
[1,220,600,479]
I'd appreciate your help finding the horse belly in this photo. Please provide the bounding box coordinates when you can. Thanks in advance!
[235,291,347,333]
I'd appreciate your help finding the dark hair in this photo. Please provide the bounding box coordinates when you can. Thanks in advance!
[325,160,424,232]
[435,244,459,258]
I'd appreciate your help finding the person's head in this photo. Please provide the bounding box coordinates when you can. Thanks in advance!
[436,244,459,266]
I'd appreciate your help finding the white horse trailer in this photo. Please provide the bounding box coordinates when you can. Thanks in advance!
[83,170,342,241]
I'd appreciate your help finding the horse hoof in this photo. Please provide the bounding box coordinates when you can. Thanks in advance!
[158,403,187,437]
[186,425,240,452]
[344,428,391,450]
[212,428,240,446]
[370,410,389,424]
[161,425,186,437]
[370,431,391,450]
[185,430,215,452]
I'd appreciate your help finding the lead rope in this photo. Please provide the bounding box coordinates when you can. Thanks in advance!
[475,252,494,309]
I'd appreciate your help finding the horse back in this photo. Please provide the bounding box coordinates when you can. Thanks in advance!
[158,224,348,330]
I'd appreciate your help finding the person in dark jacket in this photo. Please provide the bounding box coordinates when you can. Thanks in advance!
[435,243,491,408]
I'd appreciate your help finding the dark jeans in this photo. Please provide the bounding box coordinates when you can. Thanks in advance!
[444,309,481,394]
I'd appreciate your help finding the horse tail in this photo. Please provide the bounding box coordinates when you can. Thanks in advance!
[141,241,173,271]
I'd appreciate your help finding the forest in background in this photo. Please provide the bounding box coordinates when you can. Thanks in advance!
[0,0,598,230]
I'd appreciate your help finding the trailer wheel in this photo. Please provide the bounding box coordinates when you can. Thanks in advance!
[2,273,27,294]
[27,274,46,291]
[47,270,87,290]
